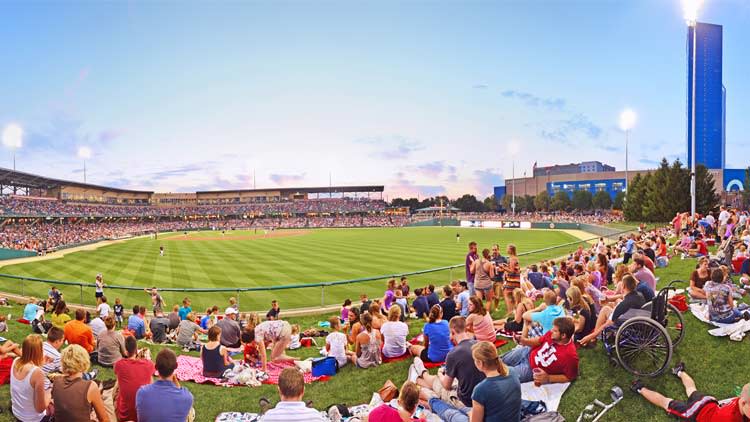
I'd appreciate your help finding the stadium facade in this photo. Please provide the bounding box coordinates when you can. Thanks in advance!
[496,21,748,205]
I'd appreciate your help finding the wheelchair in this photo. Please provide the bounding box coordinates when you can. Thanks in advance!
[601,280,686,377]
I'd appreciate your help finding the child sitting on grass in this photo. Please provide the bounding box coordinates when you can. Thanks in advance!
[241,330,261,367]
[341,299,352,323]
[0,315,7,333]
[325,316,355,368]
[288,324,301,350]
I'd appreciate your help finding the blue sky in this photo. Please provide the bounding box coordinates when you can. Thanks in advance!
[2,0,749,199]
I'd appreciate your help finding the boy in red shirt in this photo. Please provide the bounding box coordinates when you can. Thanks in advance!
[632,362,749,422]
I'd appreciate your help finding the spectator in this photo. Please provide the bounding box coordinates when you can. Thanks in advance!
[345,307,362,347]
[150,310,170,344]
[253,319,294,371]
[201,326,234,378]
[359,294,372,314]
[354,312,382,368]
[439,285,457,322]
[114,336,155,422]
[167,305,181,331]
[426,284,440,309]
[50,300,70,329]
[95,273,105,302]
[580,275,646,346]
[64,308,96,354]
[21,298,39,324]
[689,257,711,300]
[260,367,325,421]
[632,257,657,292]
[412,288,430,319]
[114,298,124,329]
[381,305,409,359]
[455,281,471,317]
[217,308,242,348]
[128,305,147,339]
[10,335,50,422]
[494,288,533,333]
[468,341,521,421]
[51,344,109,422]
[340,299,351,322]
[527,264,554,290]
[466,296,496,342]
[145,287,165,314]
[523,289,565,334]
[89,314,106,339]
[409,305,452,364]
[466,241,479,295]
[563,286,596,343]
[394,290,408,321]
[400,276,410,297]
[96,316,126,367]
[200,306,219,330]
[266,300,280,321]
[382,278,397,311]
[242,330,262,367]
[96,295,111,319]
[325,316,355,368]
[473,249,495,310]
[368,302,386,330]
[705,268,750,323]
[136,349,194,422]
[176,312,206,350]
[178,298,192,321]
[501,245,522,314]
[502,317,579,384]
[41,327,65,389]
[366,381,425,422]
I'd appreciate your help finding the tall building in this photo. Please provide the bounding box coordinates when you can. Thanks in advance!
[686,22,725,170]
[532,161,615,177]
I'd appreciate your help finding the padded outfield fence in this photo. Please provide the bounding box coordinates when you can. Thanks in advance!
[0,225,634,313]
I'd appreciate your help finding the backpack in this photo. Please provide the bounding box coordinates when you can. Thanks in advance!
[522,411,566,422]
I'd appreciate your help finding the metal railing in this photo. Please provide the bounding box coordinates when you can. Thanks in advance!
[0,227,635,312]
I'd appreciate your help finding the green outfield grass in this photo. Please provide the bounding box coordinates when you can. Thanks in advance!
[0,227,592,311]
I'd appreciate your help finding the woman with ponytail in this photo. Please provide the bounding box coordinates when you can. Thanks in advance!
[470,341,521,421]
[409,305,452,363]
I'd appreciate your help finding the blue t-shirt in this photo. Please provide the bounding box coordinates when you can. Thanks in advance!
[136,380,194,422]
[127,315,146,338]
[200,315,211,329]
[413,296,430,318]
[625,239,635,254]
[636,281,655,302]
[178,306,192,321]
[471,370,522,422]
[23,303,38,321]
[457,291,471,317]
[531,305,564,334]
[423,320,453,362]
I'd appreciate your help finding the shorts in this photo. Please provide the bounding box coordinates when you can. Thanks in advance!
[505,318,524,332]
[504,281,521,291]
[476,287,492,295]
[667,391,717,421]
[95,292,103,298]
[419,348,440,364]
[115,315,123,323]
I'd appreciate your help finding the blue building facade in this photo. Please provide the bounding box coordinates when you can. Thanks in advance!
[687,22,725,169]
[547,179,625,200]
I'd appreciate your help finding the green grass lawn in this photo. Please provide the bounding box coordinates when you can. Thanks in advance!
[0,252,746,421]
[0,227,587,312]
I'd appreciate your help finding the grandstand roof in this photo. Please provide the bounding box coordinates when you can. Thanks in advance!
[196,185,384,195]
[0,167,153,194]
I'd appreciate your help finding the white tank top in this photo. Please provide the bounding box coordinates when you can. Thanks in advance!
[10,360,46,422]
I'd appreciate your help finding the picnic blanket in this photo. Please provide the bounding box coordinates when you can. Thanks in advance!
[173,355,328,386]
[521,381,570,412]
[689,303,750,341]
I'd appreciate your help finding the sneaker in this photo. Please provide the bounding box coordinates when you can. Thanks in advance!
[407,364,419,383]
[83,368,98,381]
[671,362,686,377]
[742,312,750,321]
[630,379,645,394]
[413,357,427,379]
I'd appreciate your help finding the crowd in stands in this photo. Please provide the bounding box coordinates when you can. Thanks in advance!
[458,211,622,225]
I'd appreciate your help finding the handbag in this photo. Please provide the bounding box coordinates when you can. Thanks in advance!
[378,379,399,402]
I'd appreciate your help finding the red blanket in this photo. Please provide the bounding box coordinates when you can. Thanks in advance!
[172,355,328,387]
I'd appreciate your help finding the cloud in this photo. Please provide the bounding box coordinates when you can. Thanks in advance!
[355,135,423,160]
[389,172,446,198]
[269,172,306,186]
[149,163,213,179]
[596,144,622,152]
[473,84,488,89]
[639,157,660,166]
[409,161,457,179]
[501,90,566,111]
[24,113,123,158]
[473,169,504,196]
[539,113,602,143]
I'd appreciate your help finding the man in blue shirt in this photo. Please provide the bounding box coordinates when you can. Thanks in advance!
[456,282,471,317]
[127,305,146,339]
[136,349,193,422]
[623,234,636,264]
[413,288,430,319]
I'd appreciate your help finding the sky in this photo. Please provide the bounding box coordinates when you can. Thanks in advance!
[1,0,750,200]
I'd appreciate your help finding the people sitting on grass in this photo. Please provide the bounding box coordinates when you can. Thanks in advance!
[455,281,471,317]
[217,307,241,348]
[168,304,181,332]
[502,317,578,385]
[354,312,382,368]
[115,336,155,422]
[439,286,457,322]
[563,286,596,343]
[149,309,170,344]
[413,316,485,413]
[394,289,408,320]
[494,288,533,333]
[252,316,294,371]
[64,308,96,355]
[412,288,430,319]
[381,305,409,359]
[325,316,355,368]
[632,362,750,421]
[241,330,262,367]
[466,341,521,422]
[41,327,64,389]
[579,275,645,346]
[179,298,192,321]
[382,278,397,311]
[266,300,281,321]
[366,381,425,422]
[345,307,362,347]
[705,268,750,323]
[522,289,564,334]
[261,367,326,421]
[136,348,194,422]
[201,326,235,378]
[21,298,39,324]
[10,335,50,422]
[466,296,496,342]
[631,256,657,292]
[96,315,126,367]
[201,306,219,329]
[128,305,147,339]
[51,344,110,422]
[88,312,106,339]
[410,305,452,364]
[50,300,70,329]
[176,312,206,350]
[369,302,386,330]
[689,257,711,300]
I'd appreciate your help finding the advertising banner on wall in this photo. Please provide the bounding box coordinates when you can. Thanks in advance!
[460,220,531,229]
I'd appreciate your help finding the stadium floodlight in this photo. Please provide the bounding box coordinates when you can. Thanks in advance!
[78,146,92,183]
[619,108,636,193]
[2,123,23,172]
[683,0,703,24]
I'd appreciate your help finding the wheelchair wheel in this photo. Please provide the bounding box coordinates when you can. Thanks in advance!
[615,316,673,377]
[641,302,686,347]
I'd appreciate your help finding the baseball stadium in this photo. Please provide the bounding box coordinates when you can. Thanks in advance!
[2,1,750,422]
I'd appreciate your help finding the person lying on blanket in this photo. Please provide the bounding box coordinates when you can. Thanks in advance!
[632,362,750,422]
[501,316,578,385]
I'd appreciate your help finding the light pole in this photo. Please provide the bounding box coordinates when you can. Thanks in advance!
[77,146,92,183]
[508,141,520,215]
[619,109,637,193]
[2,124,23,172]
[684,0,703,217]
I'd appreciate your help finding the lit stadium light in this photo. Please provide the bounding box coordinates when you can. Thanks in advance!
[2,124,23,149]
[77,146,92,159]
[682,0,703,25]
[619,108,637,131]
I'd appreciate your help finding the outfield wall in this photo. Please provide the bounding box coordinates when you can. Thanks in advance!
[0,248,37,261]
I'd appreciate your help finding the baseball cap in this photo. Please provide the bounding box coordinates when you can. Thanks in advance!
[225,307,239,315]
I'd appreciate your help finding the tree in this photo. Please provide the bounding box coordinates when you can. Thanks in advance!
[623,173,647,221]
[592,190,612,209]
[501,194,512,211]
[743,167,750,208]
[571,190,593,211]
[453,194,487,212]
[523,195,536,212]
[513,195,527,213]
[534,191,550,212]
[613,191,625,210]
[483,195,497,211]
[642,159,671,222]
[695,164,719,215]
[550,191,572,211]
